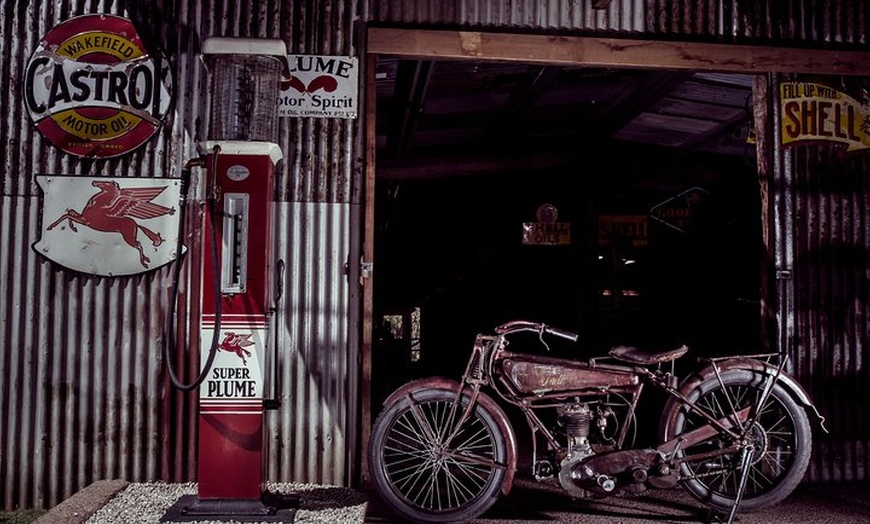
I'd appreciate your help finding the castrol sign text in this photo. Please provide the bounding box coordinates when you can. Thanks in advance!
[24,14,173,158]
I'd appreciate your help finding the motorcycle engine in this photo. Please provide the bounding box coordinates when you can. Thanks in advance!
[539,401,677,498]
[556,403,596,498]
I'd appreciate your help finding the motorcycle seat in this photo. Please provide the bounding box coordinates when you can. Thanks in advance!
[609,344,688,364]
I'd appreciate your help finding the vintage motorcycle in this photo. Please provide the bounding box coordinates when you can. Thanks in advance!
[368,320,826,523]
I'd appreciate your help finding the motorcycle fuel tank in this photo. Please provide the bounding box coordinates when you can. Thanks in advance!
[498,354,638,396]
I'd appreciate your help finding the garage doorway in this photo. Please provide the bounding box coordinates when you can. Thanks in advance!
[359,28,870,483]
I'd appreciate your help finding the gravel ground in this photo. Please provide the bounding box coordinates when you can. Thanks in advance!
[84,483,367,524]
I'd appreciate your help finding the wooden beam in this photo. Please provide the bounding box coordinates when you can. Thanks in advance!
[368,27,870,76]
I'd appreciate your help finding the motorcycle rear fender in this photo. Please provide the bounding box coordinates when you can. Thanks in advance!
[664,358,826,433]
[383,377,518,496]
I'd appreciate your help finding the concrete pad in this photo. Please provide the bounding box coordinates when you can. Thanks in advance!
[33,480,129,524]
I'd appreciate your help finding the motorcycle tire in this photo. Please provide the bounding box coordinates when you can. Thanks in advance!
[662,369,812,511]
[368,387,508,524]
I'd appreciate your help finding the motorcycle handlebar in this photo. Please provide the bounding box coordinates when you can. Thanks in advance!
[545,326,580,343]
[494,320,579,343]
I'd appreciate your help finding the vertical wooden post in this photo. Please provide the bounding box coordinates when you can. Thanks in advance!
[359,53,378,487]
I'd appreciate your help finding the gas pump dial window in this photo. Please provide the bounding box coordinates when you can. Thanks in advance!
[221,193,250,294]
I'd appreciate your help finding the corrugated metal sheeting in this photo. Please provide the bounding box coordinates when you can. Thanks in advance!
[268,203,353,484]
[765,74,870,482]
[0,1,184,511]
[370,0,867,48]
[1,0,362,510]
[1,0,868,511]
[369,0,646,31]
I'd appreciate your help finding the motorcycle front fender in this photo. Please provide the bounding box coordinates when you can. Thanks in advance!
[382,377,519,496]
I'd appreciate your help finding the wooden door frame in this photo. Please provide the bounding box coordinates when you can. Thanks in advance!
[360,26,870,485]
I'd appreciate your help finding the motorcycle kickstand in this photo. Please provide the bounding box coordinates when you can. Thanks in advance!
[703,445,754,524]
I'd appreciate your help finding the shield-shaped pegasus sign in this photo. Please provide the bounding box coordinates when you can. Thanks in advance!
[33,176,182,276]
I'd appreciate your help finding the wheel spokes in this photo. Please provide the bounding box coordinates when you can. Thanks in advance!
[382,398,498,511]
[681,384,798,497]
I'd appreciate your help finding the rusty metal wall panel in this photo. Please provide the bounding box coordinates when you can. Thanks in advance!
[646,0,723,36]
[791,146,869,483]
[278,0,362,204]
[0,0,189,511]
[268,0,364,487]
[726,0,867,46]
[370,0,869,45]
[369,0,647,33]
[767,74,870,482]
[1,0,364,510]
[266,202,356,485]
[0,197,173,509]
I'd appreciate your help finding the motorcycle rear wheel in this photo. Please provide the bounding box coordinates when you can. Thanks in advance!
[663,369,812,511]
[368,387,507,523]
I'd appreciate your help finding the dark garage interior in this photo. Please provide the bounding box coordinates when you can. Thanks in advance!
[370,59,764,402]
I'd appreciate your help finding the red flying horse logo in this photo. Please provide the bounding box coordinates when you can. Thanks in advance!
[281,75,338,95]
[47,180,175,268]
[218,332,255,365]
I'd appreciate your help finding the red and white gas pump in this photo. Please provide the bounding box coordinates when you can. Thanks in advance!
[163,37,296,521]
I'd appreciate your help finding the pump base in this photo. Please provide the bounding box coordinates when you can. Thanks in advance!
[161,493,298,522]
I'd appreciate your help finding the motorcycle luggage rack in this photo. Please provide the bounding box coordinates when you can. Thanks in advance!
[701,352,781,362]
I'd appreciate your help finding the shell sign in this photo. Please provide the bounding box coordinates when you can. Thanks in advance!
[23,14,173,158]
[780,82,869,154]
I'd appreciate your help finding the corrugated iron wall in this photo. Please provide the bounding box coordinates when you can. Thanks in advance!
[369,0,647,31]
[1,0,362,510]
[268,203,354,484]
[1,0,867,511]
[369,0,867,48]
[765,73,870,482]
[0,1,186,511]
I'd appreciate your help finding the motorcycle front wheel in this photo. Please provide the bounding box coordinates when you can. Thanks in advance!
[368,387,508,524]
[662,369,812,511]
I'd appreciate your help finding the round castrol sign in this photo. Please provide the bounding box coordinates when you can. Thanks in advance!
[24,14,173,158]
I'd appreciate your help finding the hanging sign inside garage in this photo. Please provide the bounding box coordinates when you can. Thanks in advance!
[780,81,869,153]
[23,14,173,158]
[278,55,358,119]
[650,187,709,235]
[599,215,647,247]
[523,203,571,246]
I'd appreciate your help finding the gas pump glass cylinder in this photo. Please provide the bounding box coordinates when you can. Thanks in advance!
[206,45,284,142]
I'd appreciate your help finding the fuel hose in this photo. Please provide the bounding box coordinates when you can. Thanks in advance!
[163,146,223,391]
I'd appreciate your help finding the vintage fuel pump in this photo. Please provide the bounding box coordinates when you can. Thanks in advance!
[162,37,296,521]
